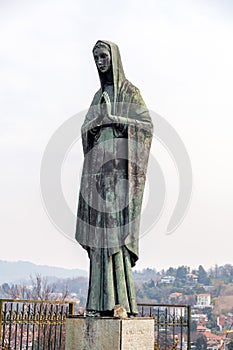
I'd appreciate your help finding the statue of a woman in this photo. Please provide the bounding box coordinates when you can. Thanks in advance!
[76,40,153,316]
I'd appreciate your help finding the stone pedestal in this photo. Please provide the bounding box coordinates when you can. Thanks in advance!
[65,316,154,350]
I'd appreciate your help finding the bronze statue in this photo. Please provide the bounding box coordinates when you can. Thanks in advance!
[76,40,153,316]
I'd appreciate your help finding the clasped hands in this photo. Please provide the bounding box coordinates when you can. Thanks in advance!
[94,91,115,125]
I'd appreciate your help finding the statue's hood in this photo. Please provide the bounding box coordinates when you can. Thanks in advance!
[93,40,126,104]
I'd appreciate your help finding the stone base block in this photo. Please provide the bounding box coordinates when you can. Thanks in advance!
[65,316,154,350]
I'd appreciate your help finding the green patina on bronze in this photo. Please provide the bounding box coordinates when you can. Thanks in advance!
[76,40,153,315]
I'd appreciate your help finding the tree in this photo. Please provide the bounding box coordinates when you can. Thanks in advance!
[145,279,155,288]
[206,310,217,330]
[198,265,210,285]
[220,264,233,283]
[166,267,176,276]
[195,335,207,350]
[1,282,10,296]
[190,320,197,332]
[3,274,68,300]
[1,275,69,350]
[176,266,189,280]
[30,274,55,300]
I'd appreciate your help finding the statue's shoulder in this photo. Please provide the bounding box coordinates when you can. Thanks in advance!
[121,80,140,96]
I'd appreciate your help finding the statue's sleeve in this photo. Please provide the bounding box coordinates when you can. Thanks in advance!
[125,88,153,265]
[112,88,153,134]
[81,91,102,155]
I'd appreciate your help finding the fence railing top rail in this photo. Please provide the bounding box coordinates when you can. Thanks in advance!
[137,303,191,308]
[0,298,73,304]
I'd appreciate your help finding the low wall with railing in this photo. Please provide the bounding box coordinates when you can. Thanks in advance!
[0,299,190,349]
[0,299,74,350]
[138,303,191,350]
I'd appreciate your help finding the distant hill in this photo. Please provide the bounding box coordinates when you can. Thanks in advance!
[0,260,87,284]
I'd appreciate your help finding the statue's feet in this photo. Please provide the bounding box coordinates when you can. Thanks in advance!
[100,310,114,317]
[127,313,137,318]
[86,310,100,317]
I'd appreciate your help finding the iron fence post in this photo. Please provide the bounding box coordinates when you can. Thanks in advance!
[0,300,2,344]
[187,305,191,350]
[68,302,74,315]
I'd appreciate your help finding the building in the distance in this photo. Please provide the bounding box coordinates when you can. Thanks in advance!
[194,293,213,309]
[191,313,208,325]
[196,294,211,307]
[186,273,198,284]
[169,292,183,303]
[160,276,176,284]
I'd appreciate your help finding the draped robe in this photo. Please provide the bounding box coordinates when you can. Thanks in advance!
[76,41,153,314]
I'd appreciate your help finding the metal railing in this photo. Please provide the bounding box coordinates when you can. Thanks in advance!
[138,303,191,350]
[0,299,74,350]
[1,300,190,349]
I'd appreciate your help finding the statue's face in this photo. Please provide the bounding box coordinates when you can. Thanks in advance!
[93,47,111,73]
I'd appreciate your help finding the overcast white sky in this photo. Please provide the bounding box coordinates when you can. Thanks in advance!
[0,0,233,272]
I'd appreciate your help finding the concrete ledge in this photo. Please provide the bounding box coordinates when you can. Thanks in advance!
[65,316,154,350]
